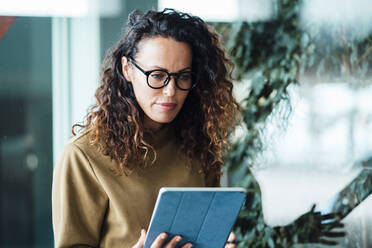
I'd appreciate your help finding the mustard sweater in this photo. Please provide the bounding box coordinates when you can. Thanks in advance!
[52,125,218,248]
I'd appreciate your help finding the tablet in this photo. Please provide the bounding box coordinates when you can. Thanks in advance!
[143,187,246,248]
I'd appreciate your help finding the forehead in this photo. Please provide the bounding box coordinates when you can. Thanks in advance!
[135,36,192,70]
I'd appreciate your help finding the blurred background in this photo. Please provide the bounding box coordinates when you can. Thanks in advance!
[0,0,371,247]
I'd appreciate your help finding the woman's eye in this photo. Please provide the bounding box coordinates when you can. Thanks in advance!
[179,74,191,81]
[151,73,165,79]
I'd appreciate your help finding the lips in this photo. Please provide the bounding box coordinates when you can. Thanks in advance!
[156,102,177,111]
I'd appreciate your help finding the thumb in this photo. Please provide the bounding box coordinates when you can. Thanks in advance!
[133,229,147,248]
[310,204,316,212]
[227,232,236,243]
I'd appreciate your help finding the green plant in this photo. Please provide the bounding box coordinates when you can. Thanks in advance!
[213,0,372,246]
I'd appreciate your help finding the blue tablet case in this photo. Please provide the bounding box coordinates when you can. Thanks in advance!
[143,187,246,248]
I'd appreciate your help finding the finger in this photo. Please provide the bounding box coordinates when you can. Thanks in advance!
[313,211,321,216]
[323,212,343,221]
[164,235,182,248]
[321,213,339,220]
[322,231,346,238]
[181,242,193,248]
[322,221,344,231]
[225,244,236,248]
[150,233,168,248]
[319,238,338,246]
[320,218,343,225]
[227,232,236,242]
[324,221,344,227]
[133,229,146,248]
[335,212,343,218]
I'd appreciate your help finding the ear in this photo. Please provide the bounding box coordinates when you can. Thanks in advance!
[121,56,132,82]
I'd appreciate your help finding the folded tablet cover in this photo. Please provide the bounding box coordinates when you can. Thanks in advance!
[144,188,246,248]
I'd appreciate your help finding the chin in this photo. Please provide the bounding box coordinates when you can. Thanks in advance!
[153,115,177,124]
[155,118,175,124]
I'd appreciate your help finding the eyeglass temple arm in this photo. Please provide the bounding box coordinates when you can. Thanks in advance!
[128,57,147,74]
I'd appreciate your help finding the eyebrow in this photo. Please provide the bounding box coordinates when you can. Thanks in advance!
[150,65,192,73]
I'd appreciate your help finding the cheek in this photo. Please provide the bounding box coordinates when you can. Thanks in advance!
[134,88,154,107]
[131,77,152,101]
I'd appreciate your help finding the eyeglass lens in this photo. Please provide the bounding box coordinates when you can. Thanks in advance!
[148,70,193,90]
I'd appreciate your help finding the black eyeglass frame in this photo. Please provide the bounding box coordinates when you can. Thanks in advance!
[128,57,196,91]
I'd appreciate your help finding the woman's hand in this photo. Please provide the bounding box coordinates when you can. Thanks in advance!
[132,229,193,248]
[225,232,237,248]
[286,204,345,246]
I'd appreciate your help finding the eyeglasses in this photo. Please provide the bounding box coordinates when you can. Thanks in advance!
[128,57,196,91]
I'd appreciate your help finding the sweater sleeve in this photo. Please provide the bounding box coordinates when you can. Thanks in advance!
[52,143,108,248]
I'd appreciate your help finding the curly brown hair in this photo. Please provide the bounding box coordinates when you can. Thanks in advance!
[73,9,241,180]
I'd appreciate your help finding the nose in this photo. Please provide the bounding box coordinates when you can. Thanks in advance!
[162,76,176,97]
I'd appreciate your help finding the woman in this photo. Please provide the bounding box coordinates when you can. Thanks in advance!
[52,8,240,248]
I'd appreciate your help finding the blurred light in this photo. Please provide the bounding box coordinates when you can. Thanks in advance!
[159,0,239,22]
[0,0,122,17]
[238,0,273,22]
[26,153,39,171]
[159,0,272,22]
[301,0,372,35]
[264,83,372,170]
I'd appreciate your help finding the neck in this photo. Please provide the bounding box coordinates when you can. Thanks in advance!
[144,116,163,132]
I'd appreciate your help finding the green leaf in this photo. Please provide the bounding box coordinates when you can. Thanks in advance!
[252,72,265,96]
